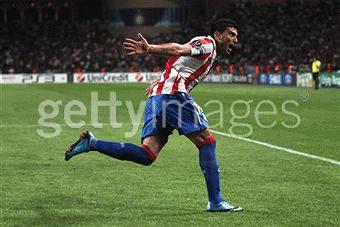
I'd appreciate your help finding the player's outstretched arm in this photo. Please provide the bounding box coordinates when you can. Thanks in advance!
[123,33,191,56]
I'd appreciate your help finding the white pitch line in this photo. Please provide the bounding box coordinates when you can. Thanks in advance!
[210,129,340,166]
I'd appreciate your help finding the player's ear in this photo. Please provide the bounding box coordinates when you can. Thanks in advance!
[214,31,222,42]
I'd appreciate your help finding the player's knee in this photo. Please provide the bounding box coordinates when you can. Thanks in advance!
[141,144,157,166]
[196,135,216,149]
[198,135,218,171]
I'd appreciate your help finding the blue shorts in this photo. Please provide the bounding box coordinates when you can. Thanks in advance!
[141,92,208,142]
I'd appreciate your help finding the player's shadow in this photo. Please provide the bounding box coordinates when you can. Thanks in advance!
[133,204,204,217]
[8,194,110,226]
[8,194,206,225]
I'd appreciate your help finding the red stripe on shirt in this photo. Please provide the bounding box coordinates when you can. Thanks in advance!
[200,38,212,45]
[186,57,212,83]
[185,79,190,91]
[156,56,180,94]
[186,39,216,84]
[170,75,181,94]
[189,38,212,48]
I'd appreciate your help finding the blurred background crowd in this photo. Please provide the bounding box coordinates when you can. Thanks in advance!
[0,0,339,74]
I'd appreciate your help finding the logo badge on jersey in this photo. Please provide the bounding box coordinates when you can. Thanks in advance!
[191,40,205,55]
[191,40,202,47]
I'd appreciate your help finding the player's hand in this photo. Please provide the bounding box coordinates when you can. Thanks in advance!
[145,78,160,95]
[123,33,150,56]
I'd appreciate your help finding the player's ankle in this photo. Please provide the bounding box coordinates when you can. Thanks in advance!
[89,139,97,150]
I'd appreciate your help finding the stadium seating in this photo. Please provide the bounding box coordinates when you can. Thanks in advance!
[0,0,338,74]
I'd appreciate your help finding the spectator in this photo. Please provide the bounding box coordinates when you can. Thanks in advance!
[0,0,338,74]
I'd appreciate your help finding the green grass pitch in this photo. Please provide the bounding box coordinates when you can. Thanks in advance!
[1,83,339,226]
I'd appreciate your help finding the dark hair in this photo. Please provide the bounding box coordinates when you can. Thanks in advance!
[210,19,238,37]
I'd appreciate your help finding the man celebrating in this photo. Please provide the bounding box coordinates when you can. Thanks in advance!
[65,19,242,212]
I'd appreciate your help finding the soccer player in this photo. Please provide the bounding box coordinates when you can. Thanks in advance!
[65,19,242,212]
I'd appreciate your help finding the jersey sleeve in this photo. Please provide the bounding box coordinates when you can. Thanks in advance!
[187,37,214,56]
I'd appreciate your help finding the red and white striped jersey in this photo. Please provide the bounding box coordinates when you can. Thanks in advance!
[149,35,217,96]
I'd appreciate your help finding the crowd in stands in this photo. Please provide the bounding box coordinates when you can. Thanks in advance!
[0,0,338,74]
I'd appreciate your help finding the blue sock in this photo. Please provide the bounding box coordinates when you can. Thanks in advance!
[90,140,155,166]
[199,141,223,204]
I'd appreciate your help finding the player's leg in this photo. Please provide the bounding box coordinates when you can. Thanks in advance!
[168,94,224,206]
[312,73,318,89]
[65,94,170,165]
[186,129,223,204]
[186,129,242,212]
[142,134,168,157]
[90,134,167,165]
[176,93,242,212]
[65,132,167,166]
[315,73,320,89]
[171,94,223,206]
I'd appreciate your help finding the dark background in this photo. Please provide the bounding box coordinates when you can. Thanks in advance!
[0,0,339,74]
